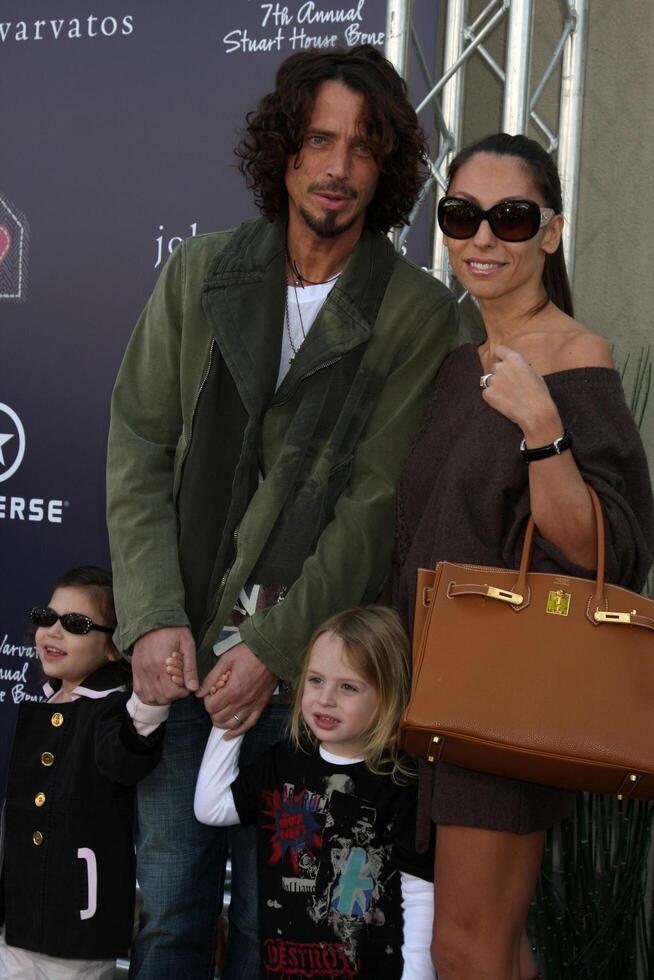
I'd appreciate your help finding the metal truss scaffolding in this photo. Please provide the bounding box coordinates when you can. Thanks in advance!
[384,0,589,288]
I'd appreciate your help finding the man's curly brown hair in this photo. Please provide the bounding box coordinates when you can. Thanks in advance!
[236,45,428,235]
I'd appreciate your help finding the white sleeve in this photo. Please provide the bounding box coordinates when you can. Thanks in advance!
[400,871,436,980]
[126,692,170,736]
[193,727,243,826]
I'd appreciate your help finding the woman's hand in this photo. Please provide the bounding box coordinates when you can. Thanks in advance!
[483,344,596,568]
[482,345,562,443]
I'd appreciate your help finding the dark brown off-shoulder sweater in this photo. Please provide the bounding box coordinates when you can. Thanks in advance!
[394,343,654,834]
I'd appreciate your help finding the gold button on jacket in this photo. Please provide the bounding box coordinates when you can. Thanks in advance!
[32,831,44,846]
[51,712,64,727]
[40,751,54,767]
[34,792,46,807]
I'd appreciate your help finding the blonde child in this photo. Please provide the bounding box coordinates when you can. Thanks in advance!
[188,606,435,979]
[0,566,168,979]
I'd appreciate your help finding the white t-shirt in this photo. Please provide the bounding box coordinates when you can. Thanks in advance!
[276,278,339,390]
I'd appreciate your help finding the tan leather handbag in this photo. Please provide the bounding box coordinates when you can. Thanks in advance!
[400,486,654,799]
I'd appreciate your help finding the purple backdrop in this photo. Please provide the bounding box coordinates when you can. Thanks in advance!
[0,0,439,794]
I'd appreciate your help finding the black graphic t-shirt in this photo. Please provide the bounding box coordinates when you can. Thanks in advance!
[232,743,432,979]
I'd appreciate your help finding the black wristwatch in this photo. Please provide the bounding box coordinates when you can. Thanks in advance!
[520,430,572,463]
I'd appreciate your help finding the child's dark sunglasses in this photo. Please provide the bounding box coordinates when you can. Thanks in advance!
[438,196,555,242]
[30,606,114,636]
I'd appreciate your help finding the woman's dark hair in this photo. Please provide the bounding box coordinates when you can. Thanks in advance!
[447,133,574,316]
[236,44,428,235]
[53,565,116,630]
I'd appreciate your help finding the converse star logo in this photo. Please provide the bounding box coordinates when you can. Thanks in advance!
[0,431,13,465]
[0,403,26,482]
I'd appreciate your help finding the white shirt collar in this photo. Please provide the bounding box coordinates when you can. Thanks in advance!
[319,744,364,766]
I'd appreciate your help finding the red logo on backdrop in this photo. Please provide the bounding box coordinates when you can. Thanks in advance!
[0,226,10,265]
[0,194,28,301]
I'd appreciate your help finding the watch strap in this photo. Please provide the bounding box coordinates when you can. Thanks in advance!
[520,430,572,462]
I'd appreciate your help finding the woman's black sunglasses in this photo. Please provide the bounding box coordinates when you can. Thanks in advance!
[30,606,114,636]
[438,196,555,243]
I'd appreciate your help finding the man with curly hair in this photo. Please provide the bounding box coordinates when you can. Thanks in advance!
[107,44,457,979]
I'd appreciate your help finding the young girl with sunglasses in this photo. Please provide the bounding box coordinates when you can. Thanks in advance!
[190,606,435,979]
[0,566,169,979]
[394,133,654,979]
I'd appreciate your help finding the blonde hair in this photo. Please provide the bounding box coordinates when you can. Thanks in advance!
[289,606,413,782]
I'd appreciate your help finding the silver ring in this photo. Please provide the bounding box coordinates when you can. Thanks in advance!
[232,713,241,724]
[479,373,493,389]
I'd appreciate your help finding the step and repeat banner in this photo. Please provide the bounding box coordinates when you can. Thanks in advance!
[0,0,438,793]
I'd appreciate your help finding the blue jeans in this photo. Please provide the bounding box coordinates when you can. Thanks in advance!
[129,696,288,980]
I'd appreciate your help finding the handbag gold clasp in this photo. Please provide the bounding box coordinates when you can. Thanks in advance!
[486,586,523,605]
[594,610,632,625]
[546,590,571,616]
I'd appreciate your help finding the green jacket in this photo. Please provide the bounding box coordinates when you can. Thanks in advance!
[107,217,457,682]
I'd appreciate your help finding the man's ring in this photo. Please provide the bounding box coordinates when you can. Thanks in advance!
[479,373,493,389]
[232,713,241,724]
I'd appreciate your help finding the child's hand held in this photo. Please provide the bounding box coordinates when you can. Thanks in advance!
[165,651,185,688]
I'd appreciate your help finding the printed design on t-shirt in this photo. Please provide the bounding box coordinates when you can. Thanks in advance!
[263,938,358,977]
[262,771,396,969]
[214,583,288,655]
[331,844,375,916]
[262,784,322,888]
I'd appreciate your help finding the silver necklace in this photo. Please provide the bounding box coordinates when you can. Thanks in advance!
[284,282,306,363]
[287,249,342,287]
[283,257,341,364]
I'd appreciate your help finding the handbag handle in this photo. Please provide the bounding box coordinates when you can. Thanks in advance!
[515,485,654,630]
[515,484,604,606]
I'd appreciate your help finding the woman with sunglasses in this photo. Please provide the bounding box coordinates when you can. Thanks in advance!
[393,133,654,980]
[0,566,168,979]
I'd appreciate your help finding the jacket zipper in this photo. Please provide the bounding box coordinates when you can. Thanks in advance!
[200,523,240,646]
[273,355,342,407]
[217,524,240,595]
[177,339,215,481]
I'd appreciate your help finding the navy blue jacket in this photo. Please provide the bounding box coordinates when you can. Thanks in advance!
[1,662,163,959]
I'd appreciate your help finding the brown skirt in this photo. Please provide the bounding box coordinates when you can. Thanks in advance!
[417,760,574,849]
